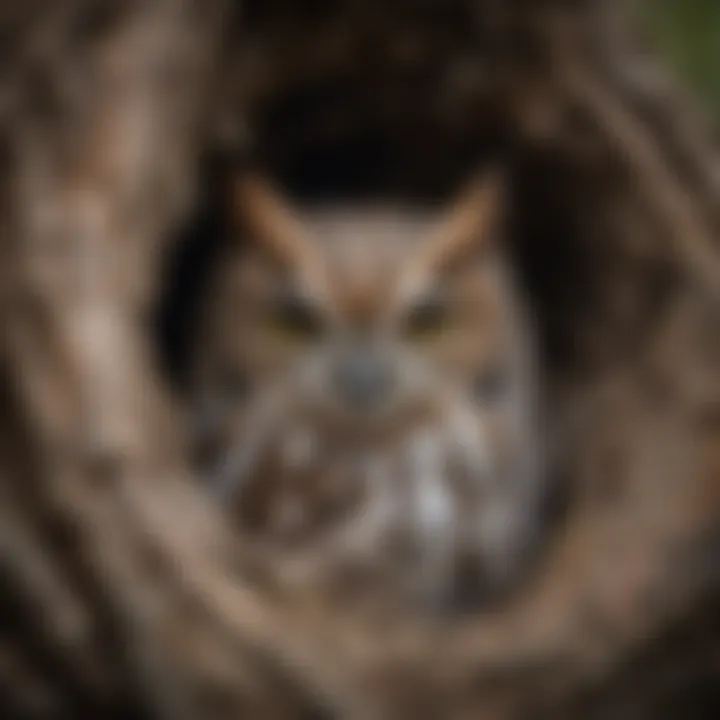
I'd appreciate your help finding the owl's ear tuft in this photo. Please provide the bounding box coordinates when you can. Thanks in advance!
[229,172,319,269]
[420,168,507,273]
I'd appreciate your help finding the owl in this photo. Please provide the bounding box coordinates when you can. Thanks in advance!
[192,170,542,611]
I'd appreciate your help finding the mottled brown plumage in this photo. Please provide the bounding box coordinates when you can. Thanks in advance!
[193,171,542,610]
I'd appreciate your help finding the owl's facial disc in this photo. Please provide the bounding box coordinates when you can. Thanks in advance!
[223,169,518,432]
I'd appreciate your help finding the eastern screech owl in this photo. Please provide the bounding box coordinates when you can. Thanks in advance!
[193,171,542,610]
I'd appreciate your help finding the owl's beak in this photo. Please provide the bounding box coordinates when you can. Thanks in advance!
[331,347,397,414]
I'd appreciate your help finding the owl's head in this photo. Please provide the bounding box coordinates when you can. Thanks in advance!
[196,170,540,609]
[203,171,527,428]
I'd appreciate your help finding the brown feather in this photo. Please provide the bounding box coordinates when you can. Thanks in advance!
[398,169,505,303]
[231,173,323,272]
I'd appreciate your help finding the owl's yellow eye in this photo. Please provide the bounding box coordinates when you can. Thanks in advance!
[267,291,325,342]
[403,295,449,341]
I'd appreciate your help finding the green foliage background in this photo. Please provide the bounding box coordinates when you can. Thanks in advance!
[646,0,720,113]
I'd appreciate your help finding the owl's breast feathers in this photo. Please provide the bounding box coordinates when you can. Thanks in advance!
[221,408,535,606]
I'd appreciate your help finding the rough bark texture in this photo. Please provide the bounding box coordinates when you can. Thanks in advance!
[0,1,719,718]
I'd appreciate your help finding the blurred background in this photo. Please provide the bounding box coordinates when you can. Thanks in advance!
[647,0,720,113]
